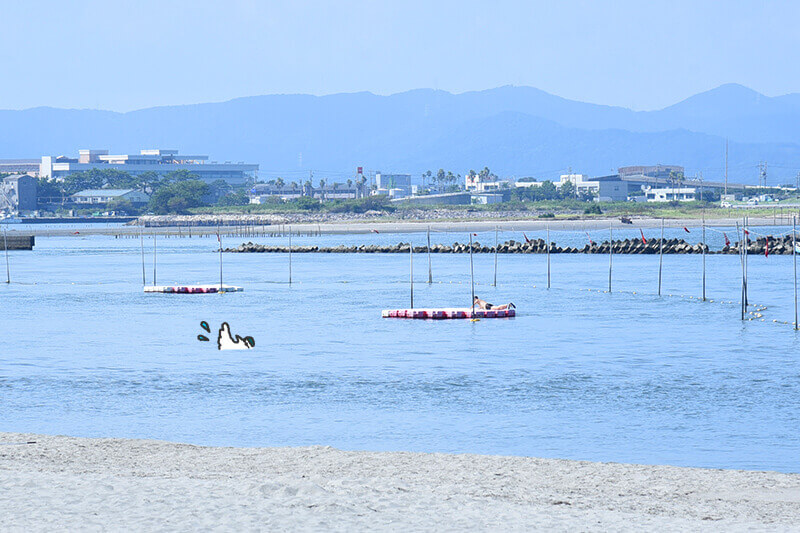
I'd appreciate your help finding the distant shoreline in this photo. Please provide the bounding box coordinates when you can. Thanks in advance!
[1,432,798,530]
[7,215,798,237]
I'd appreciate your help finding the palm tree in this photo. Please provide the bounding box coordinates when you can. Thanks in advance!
[275,177,285,189]
[347,178,353,189]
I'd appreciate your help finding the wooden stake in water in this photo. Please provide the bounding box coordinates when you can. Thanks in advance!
[288,226,293,285]
[427,226,432,284]
[608,224,613,292]
[658,219,664,296]
[469,232,475,310]
[546,223,551,289]
[409,242,414,309]
[139,227,146,285]
[744,216,749,309]
[218,230,223,292]
[152,231,157,286]
[2,224,9,284]
[702,215,706,301]
[794,216,798,330]
[493,226,498,287]
[736,221,745,320]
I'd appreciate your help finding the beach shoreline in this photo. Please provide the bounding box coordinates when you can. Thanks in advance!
[2,432,799,530]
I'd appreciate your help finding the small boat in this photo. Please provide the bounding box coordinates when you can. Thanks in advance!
[382,307,515,319]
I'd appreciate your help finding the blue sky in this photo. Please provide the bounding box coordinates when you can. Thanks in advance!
[1,0,798,111]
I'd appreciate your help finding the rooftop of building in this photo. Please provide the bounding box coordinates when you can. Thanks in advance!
[72,189,140,197]
[2,174,34,182]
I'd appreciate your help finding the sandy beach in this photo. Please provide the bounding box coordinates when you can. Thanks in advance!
[1,433,799,531]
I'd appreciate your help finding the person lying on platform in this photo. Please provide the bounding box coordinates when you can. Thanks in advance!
[473,296,515,311]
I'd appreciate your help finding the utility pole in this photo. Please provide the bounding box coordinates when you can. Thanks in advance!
[699,171,704,202]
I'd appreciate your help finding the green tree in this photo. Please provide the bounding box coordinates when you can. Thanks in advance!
[106,197,135,214]
[137,171,161,193]
[539,180,558,199]
[275,177,285,188]
[36,178,65,203]
[293,196,321,210]
[147,180,209,214]
[61,169,107,194]
[559,181,576,199]
[216,189,249,207]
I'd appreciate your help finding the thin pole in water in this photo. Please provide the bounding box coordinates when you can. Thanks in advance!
[744,216,749,309]
[153,231,157,286]
[737,221,744,320]
[546,223,551,289]
[409,241,414,309]
[702,214,706,301]
[493,226,498,287]
[139,227,146,285]
[608,223,613,292]
[658,218,664,296]
[469,232,475,310]
[794,216,798,330]
[288,226,293,285]
[2,224,9,284]
[427,226,432,284]
[218,229,223,292]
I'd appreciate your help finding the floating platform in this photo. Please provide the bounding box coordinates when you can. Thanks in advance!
[382,307,515,319]
[143,284,243,294]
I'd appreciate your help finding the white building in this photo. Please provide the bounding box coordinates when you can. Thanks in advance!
[71,189,150,205]
[41,149,259,185]
[465,173,505,192]
[644,187,697,202]
[514,174,600,195]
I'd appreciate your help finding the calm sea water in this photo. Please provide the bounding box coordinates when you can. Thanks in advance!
[2,226,800,472]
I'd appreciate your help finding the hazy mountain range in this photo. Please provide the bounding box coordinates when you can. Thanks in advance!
[2,83,800,185]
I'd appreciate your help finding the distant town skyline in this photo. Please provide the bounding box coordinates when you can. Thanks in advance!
[2,0,799,112]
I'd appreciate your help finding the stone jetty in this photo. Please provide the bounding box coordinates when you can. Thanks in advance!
[1,235,35,250]
[225,234,798,255]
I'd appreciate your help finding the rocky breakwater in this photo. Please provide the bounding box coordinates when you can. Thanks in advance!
[226,238,718,254]
[724,234,798,255]
[226,235,799,254]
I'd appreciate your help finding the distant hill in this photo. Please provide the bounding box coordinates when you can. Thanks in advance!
[2,84,800,185]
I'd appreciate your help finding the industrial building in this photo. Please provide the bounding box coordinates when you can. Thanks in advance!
[39,149,259,185]
[376,173,412,195]
[0,159,40,176]
[0,174,37,213]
